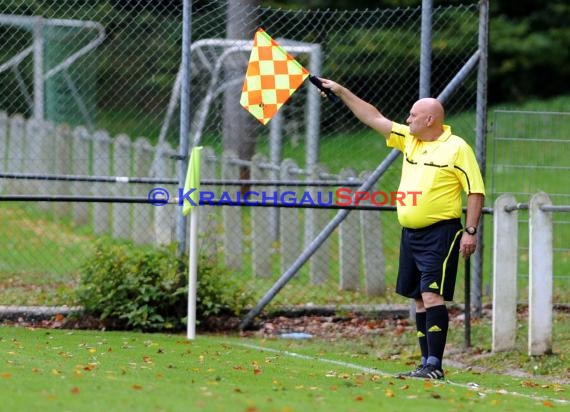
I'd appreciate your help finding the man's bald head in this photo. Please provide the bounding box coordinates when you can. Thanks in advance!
[407,98,445,140]
[414,98,445,123]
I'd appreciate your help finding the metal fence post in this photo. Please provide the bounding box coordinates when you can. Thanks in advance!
[472,0,490,318]
[176,0,192,258]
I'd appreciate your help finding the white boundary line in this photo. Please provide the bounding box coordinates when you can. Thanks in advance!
[235,342,569,405]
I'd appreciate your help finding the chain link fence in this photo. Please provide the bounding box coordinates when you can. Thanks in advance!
[490,110,570,306]
[0,0,482,310]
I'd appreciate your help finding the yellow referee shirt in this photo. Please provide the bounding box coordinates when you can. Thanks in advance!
[387,122,485,229]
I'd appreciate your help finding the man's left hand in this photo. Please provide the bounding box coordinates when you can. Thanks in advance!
[459,232,477,259]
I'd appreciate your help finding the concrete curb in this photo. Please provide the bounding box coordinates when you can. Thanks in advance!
[0,304,411,324]
[0,306,83,322]
[266,304,411,319]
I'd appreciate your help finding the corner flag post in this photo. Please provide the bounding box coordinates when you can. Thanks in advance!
[183,146,202,340]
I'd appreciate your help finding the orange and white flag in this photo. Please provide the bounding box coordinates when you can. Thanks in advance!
[240,28,309,125]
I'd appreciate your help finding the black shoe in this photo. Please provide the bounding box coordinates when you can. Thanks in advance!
[411,364,445,380]
[397,364,424,377]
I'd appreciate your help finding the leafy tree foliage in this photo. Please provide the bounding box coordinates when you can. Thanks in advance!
[488,2,570,102]
[1,0,566,108]
[264,0,570,102]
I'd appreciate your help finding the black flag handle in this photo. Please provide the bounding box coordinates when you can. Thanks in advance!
[309,75,340,103]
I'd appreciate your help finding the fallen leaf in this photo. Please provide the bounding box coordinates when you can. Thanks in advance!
[355,395,364,401]
[385,389,395,398]
[70,387,80,394]
[132,385,142,390]
[143,356,153,364]
[431,392,441,399]
[0,373,12,379]
[543,401,554,408]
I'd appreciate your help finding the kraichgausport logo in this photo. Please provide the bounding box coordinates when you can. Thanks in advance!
[147,187,422,207]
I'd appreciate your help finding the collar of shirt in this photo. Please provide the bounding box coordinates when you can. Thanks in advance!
[435,125,452,142]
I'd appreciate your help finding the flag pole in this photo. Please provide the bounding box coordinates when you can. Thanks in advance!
[183,145,202,340]
[187,206,199,340]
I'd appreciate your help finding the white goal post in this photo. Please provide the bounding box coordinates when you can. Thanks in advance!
[156,37,325,170]
[0,14,105,124]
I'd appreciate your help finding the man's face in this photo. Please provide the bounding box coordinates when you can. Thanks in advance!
[406,102,430,136]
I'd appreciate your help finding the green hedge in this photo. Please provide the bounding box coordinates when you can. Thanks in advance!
[76,242,252,332]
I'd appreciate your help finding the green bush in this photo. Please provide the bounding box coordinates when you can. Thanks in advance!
[76,242,252,332]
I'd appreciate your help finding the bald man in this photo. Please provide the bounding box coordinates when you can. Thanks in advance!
[320,79,485,380]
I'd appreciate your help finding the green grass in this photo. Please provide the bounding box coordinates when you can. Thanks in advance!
[0,325,568,412]
[0,202,160,306]
[0,204,92,274]
[0,203,93,305]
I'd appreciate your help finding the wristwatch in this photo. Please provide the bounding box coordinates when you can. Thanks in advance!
[465,226,477,235]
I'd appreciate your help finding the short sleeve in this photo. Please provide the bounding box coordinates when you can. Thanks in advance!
[386,122,410,152]
[453,141,486,195]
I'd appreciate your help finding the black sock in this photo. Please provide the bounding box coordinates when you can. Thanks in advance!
[426,305,449,369]
[415,311,428,366]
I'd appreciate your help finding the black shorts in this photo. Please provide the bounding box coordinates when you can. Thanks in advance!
[396,218,463,301]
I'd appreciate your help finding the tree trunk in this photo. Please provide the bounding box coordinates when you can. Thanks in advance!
[224,0,260,188]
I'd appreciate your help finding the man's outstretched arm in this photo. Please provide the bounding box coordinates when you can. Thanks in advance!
[320,78,393,138]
